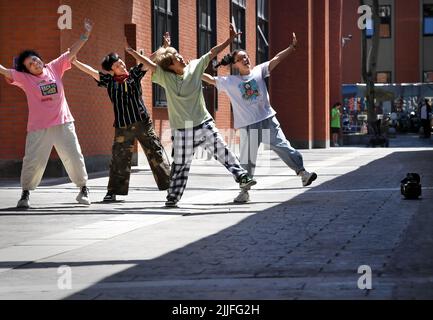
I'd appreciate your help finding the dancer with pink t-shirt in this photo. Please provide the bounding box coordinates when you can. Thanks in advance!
[0,19,94,209]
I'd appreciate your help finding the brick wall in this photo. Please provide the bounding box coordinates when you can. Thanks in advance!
[1,0,338,178]
[0,0,59,161]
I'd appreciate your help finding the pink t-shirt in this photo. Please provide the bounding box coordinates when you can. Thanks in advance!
[8,52,74,132]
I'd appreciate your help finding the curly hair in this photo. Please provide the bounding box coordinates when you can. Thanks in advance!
[15,50,43,73]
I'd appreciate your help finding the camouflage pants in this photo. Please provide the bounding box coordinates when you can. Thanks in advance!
[108,119,171,195]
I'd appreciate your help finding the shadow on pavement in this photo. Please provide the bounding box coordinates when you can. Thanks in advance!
[4,150,433,299]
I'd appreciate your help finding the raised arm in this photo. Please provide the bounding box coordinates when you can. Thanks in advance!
[202,73,216,86]
[125,44,157,73]
[71,58,100,81]
[67,19,94,61]
[149,32,171,62]
[209,23,241,61]
[269,33,298,72]
[0,63,12,81]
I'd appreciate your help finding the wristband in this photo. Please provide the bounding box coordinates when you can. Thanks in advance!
[80,34,89,41]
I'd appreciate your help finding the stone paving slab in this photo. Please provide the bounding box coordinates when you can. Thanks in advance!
[0,143,432,300]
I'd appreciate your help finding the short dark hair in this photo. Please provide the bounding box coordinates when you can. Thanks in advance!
[15,50,43,73]
[332,102,342,109]
[101,52,120,71]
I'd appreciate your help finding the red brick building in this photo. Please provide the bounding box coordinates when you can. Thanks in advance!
[0,0,342,177]
[342,0,433,84]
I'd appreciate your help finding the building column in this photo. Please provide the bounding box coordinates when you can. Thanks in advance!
[313,0,331,148]
[330,0,343,113]
[269,0,334,149]
[395,0,421,83]
[269,0,313,149]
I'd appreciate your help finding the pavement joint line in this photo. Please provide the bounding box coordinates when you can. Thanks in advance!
[1,275,432,294]
[0,147,429,294]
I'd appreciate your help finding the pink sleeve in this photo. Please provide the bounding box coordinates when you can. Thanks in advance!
[47,52,72,78]
[7,69,28,88]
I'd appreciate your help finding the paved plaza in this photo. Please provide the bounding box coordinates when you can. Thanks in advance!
[0,135,432,300]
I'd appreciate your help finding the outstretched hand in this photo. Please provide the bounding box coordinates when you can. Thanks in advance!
[124,37,133,52]
[229,23,242,40]
[84,18,94,35]
[291,32,298,48]
[163,32,171,48]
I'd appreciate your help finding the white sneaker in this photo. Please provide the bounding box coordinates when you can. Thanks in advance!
[76,186,91,205]
[300,171,318,187]
[334,143,340,147]
[234,190,250,203]
[17,190,30,209]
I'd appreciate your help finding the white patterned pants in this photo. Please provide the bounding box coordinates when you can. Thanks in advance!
[20,122,88,190]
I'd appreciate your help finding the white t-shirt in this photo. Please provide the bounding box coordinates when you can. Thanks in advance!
[215,62,276,129]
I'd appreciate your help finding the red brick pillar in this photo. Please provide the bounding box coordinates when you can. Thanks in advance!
[313,0,330,148]
[395,0,420,83]
[330,0,343,117]
[269,0,314,149]
[270,0,334,149]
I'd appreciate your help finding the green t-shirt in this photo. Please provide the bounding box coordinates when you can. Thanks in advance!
[331,107,341,128]
[152,53,213,129]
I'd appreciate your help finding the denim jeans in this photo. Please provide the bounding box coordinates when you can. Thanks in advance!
[239,116,305,176]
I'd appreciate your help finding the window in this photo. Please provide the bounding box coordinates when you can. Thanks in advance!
[424,4,433,36]
[230,0,246,126]
[366,5,392,38]
[376,71,392,83]
[197,0,218,115]
[424,71,433,83]
[256,0,269,64]
[153,0,179,107]
[198,0,216,57]
[231,0,246,51]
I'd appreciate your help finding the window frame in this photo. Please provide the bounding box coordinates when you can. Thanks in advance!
[256,0,269,65]
[197,0,218,114]
[152,0,179,108]
[424,71,433,83]
[423,4,433,37]
[366,4,392,39]
[376,71,392,84]
[230,0,247,52]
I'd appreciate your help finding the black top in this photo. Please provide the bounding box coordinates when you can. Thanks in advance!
[97,64,149,128]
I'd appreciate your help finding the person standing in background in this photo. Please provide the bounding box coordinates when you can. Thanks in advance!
[331,102,342,147]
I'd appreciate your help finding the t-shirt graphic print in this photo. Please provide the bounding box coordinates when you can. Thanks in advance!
[239,79,260,102]
[40,82,58,96]
[215,62,276,129]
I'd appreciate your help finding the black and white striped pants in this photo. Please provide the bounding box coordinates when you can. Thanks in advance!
[167,120,247,202]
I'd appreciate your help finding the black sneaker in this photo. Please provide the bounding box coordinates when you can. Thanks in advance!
[165,198,178,208]
[239,174,257,190]
[103,192,117,202]
[17,190,30,209]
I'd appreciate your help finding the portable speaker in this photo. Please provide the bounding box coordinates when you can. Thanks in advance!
[400,173,422,200]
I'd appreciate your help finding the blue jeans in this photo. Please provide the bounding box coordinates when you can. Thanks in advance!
[239,116,305,176]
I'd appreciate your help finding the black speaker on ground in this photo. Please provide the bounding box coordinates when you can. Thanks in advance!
[400,173,422,200]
